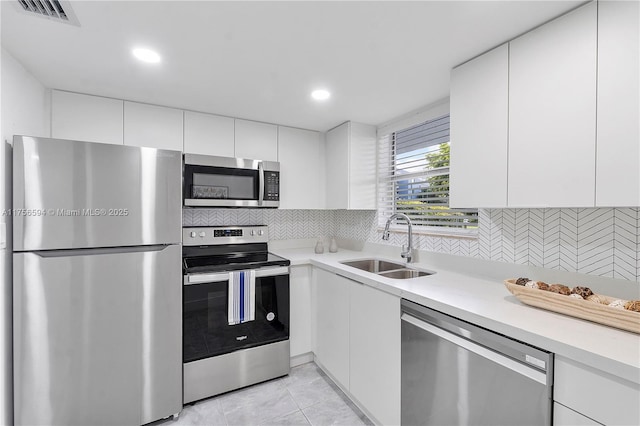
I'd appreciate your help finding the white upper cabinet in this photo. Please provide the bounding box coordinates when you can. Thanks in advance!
[508,2,597,207]
[234,119,278,161]
[52,90,124,145]
[325,123,350,209]
[123,102,183,151]
[277,126,325,209]
[325,121,376,210]
[183,111,234,157]
[449,44,509,208]
[596,0,640,206]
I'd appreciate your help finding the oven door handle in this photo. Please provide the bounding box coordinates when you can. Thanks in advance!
[184,266,289,285]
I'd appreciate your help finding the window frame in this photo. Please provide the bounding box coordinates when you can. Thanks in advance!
[377,113,478,238]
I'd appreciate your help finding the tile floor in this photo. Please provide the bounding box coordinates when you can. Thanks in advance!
[168,362,373,426]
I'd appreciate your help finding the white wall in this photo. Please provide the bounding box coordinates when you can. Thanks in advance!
[0,47,51,426]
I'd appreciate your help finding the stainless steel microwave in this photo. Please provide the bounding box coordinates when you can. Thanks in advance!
[183,154,280,208]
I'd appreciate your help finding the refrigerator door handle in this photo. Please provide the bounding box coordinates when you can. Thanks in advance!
[31,244,173,257]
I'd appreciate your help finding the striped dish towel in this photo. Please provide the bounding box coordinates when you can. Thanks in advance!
[228,270,256,325]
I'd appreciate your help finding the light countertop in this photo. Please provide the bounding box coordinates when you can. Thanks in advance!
[272,247,640,385]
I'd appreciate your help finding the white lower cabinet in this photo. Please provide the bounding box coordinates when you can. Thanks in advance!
[313,268,400,425]
[290,265,312,359]
[554,356,640,426]
[349,279,400,426]
[554,403,601,426]
[313,268,350,388]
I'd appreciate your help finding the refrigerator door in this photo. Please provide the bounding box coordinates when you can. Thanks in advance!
[13,136,181,251]
[13,244,182,426]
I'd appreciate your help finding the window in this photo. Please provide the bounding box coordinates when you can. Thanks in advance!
[377,114,478,233]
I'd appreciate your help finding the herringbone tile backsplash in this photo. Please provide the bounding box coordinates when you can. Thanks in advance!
[183,208,640,281]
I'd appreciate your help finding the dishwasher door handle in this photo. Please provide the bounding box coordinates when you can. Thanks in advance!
[401,313,547,385]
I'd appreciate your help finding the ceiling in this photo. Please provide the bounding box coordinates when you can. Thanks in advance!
[2,1,585,132]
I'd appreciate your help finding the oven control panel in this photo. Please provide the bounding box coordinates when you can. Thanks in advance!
[183,226,268,246]
[213,229,243,238]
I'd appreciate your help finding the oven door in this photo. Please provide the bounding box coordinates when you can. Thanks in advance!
[183,266,289,363]
[183,154,279,208]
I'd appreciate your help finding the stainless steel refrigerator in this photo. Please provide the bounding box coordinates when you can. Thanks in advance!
[12,136,182,425]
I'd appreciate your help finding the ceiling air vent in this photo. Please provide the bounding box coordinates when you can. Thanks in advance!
[15,0,80,26]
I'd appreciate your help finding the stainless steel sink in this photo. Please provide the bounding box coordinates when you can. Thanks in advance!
[378,269,432,279]
[340,259,406,273]
[340,258,435,280]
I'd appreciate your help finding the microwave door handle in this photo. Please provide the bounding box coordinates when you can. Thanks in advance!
[258,162,265,206]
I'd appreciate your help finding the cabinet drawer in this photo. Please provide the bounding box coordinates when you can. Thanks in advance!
[554,402,601,426]
[554,356,640,425]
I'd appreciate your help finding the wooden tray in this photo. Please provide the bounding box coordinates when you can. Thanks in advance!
[504,279,640,334]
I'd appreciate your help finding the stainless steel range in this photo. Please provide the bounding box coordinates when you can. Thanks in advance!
[182,226,290,404]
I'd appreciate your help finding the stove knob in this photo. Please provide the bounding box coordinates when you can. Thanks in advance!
[199,232,206,238]
[190,231,196,238]
[258,230,264,236]
[250,230,256,236]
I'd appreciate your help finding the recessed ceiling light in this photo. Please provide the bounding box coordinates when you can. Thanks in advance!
[132,48,161,64]
[311,89,331,101]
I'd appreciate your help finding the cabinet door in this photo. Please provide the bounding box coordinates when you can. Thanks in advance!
[553,403,601,426]
[313,268,350,388]
[290,265,312,358]
[349,281,400,426]
[52,90,124,145]
[554,356,640,426]
[234,119,278,161]
[596,0,640,206]
[348,122,377,210]
[183,111,234,157]
[508,2,597,207]
[450,44,509,208]
[124,102,183,151]
[278,126,325,209]
[325,123,349,209]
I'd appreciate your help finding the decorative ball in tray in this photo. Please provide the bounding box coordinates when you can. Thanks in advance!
[504,278,640,334]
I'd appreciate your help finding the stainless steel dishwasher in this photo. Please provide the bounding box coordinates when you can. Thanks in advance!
[401,299,553,426]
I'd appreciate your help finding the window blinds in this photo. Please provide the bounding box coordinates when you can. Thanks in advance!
[377,114,478,231]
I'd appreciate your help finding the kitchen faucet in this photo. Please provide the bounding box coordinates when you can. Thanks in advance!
[382,213,413,263]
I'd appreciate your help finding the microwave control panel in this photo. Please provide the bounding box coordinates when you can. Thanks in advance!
[264,171,280,201]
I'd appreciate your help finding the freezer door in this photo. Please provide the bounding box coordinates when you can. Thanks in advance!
[13,136,181,251]
[13,244,182,426]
